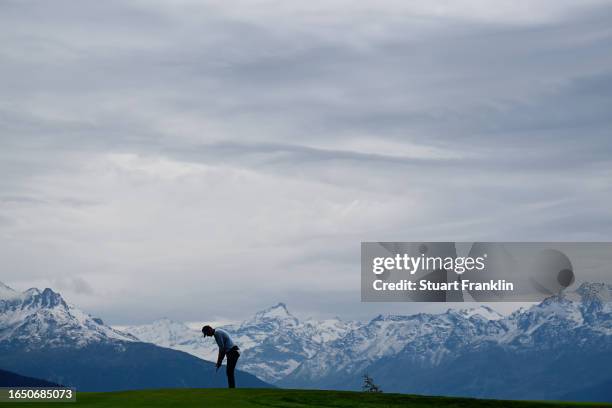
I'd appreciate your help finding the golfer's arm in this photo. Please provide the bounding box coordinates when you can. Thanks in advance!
[215,333,226,366]
[216,349,226,366]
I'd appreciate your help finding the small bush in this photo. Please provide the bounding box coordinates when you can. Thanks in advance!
[362,373,382,393]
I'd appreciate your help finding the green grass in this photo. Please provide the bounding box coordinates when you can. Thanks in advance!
[3,388,609,408]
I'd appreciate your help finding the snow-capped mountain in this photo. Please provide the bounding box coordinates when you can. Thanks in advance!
[457,305,504,320]
[126,318,204,349]
[125,303,358,383]
[0,282,270,391]
[231,303,358,382]
[281,305,508,387]
[281,283,612,401]
[122,282,611,401]
[0,282,135,348]
[124,302,500,384]
[125,318,218,361]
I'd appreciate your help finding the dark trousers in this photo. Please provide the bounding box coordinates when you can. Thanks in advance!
[226,347,240,388]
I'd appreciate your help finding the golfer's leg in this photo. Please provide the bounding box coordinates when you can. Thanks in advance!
[233,352,240,388]
[226,352,237,388]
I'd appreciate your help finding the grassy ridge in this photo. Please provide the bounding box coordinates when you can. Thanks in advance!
[2,388,609,408]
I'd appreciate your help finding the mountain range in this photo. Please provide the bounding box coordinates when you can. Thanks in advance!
[124,283,612,402]
[1,279,609,402]
[125,303,358,383]
[0,282,269,391]
[282,283,612,401]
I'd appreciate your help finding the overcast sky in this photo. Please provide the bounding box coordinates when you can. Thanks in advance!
[1,0,612,325]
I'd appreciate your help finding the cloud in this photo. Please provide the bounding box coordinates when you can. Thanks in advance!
[0,0,611,323]
[53,276,95,295]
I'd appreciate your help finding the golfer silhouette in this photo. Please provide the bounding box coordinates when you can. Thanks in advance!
[202,325,240,388]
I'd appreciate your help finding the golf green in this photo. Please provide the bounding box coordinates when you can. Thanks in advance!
[1,388,608,408]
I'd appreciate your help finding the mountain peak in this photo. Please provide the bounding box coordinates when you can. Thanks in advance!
[0,281,14,290]
[575,282,611,301]
[30,287,67,309]
[244,302,299,328]
[457,305,504,320]
[272,302,288,309]
[258,302,291,317]
[23,287,41,297]
[0,284,135,347]
[0,282,18,300]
